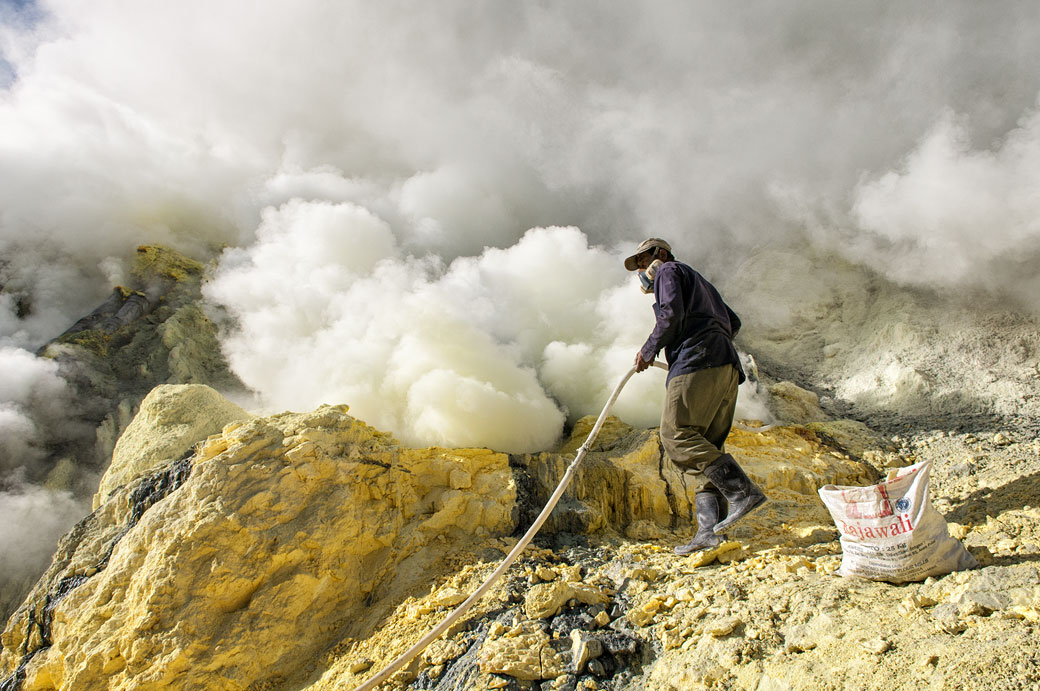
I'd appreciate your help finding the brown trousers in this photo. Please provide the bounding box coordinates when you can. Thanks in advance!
[660,364,739,474]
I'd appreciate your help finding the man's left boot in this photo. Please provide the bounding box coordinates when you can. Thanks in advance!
[674,488,727,555]
[701,453,767,534]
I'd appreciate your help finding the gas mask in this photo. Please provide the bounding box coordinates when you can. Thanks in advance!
[638,259,663,294]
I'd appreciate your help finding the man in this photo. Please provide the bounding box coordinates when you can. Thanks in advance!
[624,237,767,555]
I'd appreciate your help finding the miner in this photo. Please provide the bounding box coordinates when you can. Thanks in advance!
[625,237,767,555]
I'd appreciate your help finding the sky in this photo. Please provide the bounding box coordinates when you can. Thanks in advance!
[3,1,1040,583]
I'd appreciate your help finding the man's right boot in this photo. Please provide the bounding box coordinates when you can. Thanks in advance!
[674,489,727,555]
[702,453,767,534]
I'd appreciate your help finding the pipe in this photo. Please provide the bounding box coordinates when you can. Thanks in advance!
[351,361,666,691]
[352,359,772,689]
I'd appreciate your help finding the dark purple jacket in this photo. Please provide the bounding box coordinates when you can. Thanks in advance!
[639,260,746,386]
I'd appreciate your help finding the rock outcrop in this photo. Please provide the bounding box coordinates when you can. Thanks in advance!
[3,384,1038,691]
[36,245,245,493]
[1,392,516,690]
[0,246,249,630]
[93,384,252,509]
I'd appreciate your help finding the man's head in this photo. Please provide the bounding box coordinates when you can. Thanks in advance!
[624,237,672,271]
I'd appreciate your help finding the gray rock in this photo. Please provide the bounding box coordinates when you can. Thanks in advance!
[931,603,967,634]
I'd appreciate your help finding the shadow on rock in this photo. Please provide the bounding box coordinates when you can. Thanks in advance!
[945,471,1040,524]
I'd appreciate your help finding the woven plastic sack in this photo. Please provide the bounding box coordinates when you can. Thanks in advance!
[818,460,977,583]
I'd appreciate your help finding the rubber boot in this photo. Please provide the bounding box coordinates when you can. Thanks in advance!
[674,489,727,555]
[702,453,767,534]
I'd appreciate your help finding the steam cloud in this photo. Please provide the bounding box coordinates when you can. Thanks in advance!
[3,1,1040,589]
[0,346,76,476]
[851,109,1040,305]
[0,485,87,614]
[205,216,668,451]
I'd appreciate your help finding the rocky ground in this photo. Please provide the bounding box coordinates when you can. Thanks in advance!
[1,380,1037,691]
[308,417,1040,691]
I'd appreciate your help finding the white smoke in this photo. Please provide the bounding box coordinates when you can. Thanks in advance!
[204,215,668,451]
[0,346,75,474]
[851,107,1040,308]
[0,485,87,613]
[0,488,83,565]
[0,346,85,611]
[0,4,1039,464]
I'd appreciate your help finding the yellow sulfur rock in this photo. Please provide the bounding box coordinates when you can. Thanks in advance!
[523,581,609,620]
[478,623,565,681]
[2,394,516,691]
[93,384,252,509]
[5,391,977,691]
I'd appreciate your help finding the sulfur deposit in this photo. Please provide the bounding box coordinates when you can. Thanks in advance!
[92,384,253,509]
[2,385,1039,691]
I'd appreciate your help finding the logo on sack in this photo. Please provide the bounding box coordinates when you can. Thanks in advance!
[843,485,894,520]
[895,497,911,513]
[846,503,892,520]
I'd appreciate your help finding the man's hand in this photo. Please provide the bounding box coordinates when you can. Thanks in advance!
[634,351,653,373]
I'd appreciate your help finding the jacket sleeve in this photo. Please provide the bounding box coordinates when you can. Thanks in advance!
[639,264,683,362]
[726,304,741,338]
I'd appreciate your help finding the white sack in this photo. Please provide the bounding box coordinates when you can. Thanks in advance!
[818,460,977,584]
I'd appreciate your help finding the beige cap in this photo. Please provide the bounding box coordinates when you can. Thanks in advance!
[623,237,671,271]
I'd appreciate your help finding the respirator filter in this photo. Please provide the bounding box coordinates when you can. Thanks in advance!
[638,259,663,293]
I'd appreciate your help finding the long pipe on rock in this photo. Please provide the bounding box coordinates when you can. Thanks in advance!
[352,359,772,690]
